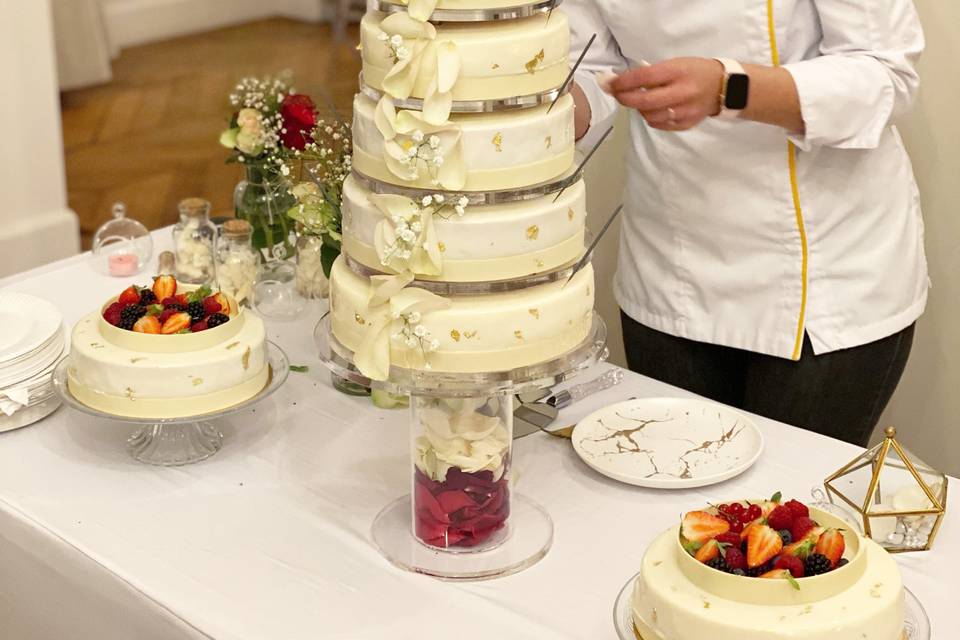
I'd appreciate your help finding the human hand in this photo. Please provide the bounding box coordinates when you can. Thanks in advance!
[609,57,725,131]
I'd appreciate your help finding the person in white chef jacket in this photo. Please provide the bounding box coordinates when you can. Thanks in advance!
[567,0,928,446]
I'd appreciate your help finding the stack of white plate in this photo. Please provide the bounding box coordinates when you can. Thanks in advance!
[0,292,66,433]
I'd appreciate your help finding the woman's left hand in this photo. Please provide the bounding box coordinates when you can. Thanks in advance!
[609,57,725,131]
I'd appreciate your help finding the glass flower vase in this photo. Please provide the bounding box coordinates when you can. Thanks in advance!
[233,161,297,261]
[411,394,512,552]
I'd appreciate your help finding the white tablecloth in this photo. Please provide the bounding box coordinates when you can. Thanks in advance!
[0,236,953,639]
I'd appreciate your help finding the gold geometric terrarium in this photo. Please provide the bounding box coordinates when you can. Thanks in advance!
[824,427,947,553]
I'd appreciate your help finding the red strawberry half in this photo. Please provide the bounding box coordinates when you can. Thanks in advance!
[815,528,846,567]
[682,511,731,544]
[118,285,141,307]
[747,524,783,569]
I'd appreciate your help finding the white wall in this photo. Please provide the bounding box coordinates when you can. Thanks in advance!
[0,1,80,278]
[100,0,332,50]
[587,5,960,476]
[880,0,960,476]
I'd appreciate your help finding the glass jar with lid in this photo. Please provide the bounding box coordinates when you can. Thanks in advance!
[173,198,216,284]
[90,202,153,277]
[216,219,259,305]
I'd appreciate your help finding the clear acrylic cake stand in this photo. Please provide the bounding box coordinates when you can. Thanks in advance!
[612,572,931,640]
[314,313,608,580]
[52,342,290,466]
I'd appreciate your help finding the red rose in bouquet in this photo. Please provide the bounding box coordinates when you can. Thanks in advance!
[279,93,317,150]
[414,466,511,548]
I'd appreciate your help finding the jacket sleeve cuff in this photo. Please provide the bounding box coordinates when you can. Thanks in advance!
[574,68,620,152]
[783,57,894,151]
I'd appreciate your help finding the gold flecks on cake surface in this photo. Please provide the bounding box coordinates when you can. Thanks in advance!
[226,341,241,350]
[90,342,104,349]
[514,330,524,340]
[355,313,366,325]
[568,208,575,221]
[492,132,503,152]
[192,378,203,386]
[130,357,146,364]
[536,259,545,268]
[125,387,135,400]
[450,329,461,342]
[525,49,545,74]
[528,308,540,319]
[463,330,478,339]
[545,135,552,148]
[526,225,539,240]
[491,62,500,69]
[438,242,446,252]
[242,347,251,370]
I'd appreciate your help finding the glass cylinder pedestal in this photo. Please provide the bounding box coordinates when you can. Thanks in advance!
[371,392,553,579]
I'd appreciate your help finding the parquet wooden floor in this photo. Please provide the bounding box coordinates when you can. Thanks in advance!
[61,18,361,248]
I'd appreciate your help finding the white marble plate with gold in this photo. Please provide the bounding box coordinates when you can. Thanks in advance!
[571,398,763,489]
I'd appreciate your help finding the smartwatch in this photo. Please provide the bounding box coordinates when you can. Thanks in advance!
[714,58,750,119]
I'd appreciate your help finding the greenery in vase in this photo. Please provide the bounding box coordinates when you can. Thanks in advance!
[286,117,352,278]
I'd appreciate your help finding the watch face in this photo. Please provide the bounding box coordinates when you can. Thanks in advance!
[725,73,750,110]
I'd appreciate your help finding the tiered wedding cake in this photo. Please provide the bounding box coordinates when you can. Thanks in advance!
[329,0,595,380]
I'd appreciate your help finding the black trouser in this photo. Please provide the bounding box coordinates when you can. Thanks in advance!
[620,311,915,447]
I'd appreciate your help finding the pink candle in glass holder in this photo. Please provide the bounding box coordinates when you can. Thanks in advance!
[108,253,139,276]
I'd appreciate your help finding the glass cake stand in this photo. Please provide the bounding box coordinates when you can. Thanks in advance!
[53,342,290,466]
[612,572,931,640]
[315,314,607,579]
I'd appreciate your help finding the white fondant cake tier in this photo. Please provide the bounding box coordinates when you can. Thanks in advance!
[329,256,594,373]
[341,175,586,281]
[361,11,569,101]
[632,508,905,640]
[352,93,574,191]
[69,301,268,419]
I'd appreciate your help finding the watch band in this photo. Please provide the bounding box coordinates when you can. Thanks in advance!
[714,58,748,120]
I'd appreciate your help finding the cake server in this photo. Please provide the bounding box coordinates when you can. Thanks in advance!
[513,368,625,437]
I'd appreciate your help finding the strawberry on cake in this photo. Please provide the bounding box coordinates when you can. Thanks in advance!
[631,493,906,640]
[68,275,269,418]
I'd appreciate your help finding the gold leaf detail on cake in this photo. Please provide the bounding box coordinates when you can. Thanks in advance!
[463,330,478,339]
[438,242,446,253]
[130,357,146,364]
[491,63,500,69]
[514,330,524,340]
[242,347,251,370]
[90,342,104,349]
[568,208,575,221]
[450,329,461,342]
[525,49,545,74]
[526,225,539,240]
[355,313,366,325]
[528,308,540,319]
[492,132,503,152]
[545,135,552,148]
[192,378,203,386]
[653,561,663,566]
[652,609,658,623]
[703,601,711,609]
[124,387,135,400]
[226,341,241,350]
[536,259,545,268]
[586,285,591,296]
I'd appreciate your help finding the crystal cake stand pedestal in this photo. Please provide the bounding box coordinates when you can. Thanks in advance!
[315,313,608,580]
[53,341,290,466]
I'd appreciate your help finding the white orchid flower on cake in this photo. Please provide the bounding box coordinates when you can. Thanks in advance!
[375,96,465,189]
[377,12,460,125]
[368,193,443,277]
[415,397,510,481]
[353,272,451,380]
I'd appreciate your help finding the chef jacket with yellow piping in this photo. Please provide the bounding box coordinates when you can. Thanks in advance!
[566,0,929,360]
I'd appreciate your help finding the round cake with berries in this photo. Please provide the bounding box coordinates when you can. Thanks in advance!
[68,276,269,418]
[630,494,905,640]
